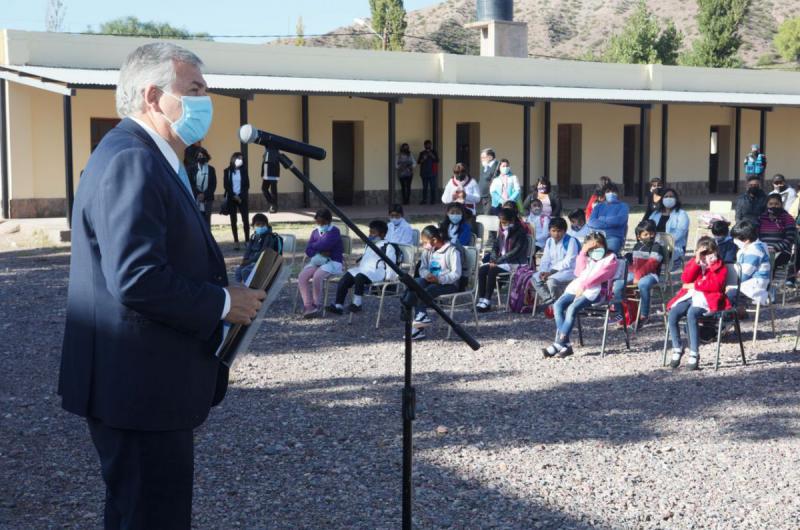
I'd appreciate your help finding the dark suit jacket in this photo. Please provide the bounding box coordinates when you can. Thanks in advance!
[223,166,250,199]
[187,163,217,203]
[59,118,229,432]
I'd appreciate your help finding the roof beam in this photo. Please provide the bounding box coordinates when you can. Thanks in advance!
[724,105,773,112]
[0,68,74,96]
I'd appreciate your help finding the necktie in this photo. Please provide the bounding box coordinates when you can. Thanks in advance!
[177,164,194,198]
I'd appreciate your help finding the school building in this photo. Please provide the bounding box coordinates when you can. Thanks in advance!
[1,29,800,219]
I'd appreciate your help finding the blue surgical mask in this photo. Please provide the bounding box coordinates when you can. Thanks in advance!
[161,90,213,146]
[589,248,606,261]
[662,197,677,209]
[571,224,583,232]
[605,192,618,203]
[390,218,402,226]
[255,226,268,236]
[368,235,379,242]
[448,214,462,224]
[318,224,331,234]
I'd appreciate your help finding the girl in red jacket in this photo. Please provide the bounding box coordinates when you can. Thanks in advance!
[666,237,731,370]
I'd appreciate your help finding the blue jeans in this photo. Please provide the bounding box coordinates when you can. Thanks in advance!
[611,273,658,317]
[668,298,707,353]
[605,235,624,255]
[553,293,593,344]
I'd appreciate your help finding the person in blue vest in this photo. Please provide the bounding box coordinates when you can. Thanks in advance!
[744,144,767,180]
[59,42,266,528]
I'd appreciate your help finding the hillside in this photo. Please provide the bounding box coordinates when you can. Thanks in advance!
[286,0,800,68]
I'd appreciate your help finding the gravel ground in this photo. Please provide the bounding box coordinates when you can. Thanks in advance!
[2,239,800,529]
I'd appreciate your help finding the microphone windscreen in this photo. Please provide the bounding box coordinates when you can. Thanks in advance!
[239,124,256,144]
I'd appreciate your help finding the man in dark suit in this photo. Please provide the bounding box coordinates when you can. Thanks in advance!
[59,42,265,529]
[187,146,217,226]
[223,152,251,250]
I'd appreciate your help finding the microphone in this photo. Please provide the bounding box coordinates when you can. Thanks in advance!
[239,125,326,161]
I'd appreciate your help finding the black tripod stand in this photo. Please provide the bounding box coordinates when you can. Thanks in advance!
[275,152,480,529]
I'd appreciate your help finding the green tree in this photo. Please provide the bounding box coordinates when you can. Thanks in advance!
[295,16,306,47]
[368,0,407,51]
[603,1,683,65]
[430,19,479,55]
[88,16,211,40]
[682,0,750,68]
[775,17,800,63]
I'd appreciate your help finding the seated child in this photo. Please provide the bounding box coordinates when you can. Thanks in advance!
[666,236,730,370]
[440,202,473,246]
[475,208,530,312]
[730,220,771,308]
[531,217,579,309]
[613,220,665,329]
[711,220,737,263]
[387,204,415,246]
[402,225,463,340]
[567,209,590,244]
[235,213,283,283]
[327,220,398,315]
[542,232,619,358]
[526,198,550,251]
[298,208,344,318]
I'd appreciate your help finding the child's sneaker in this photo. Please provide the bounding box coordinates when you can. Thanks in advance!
[669,348,683,369]
[610,313,625,328]
[555,344,574,358]
[541,343,560,358]
[410,328,426,340]
[326,304,343,315]
[348,303,362,313]
[413,312,433,328]
[686,352,700,371]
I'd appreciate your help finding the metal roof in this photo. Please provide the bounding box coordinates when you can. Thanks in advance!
[0,64,796,107]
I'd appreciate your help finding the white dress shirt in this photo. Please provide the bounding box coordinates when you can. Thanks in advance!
[232,169,242,195]
[129,117,231,320]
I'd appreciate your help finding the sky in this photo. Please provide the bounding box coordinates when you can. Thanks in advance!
[2,0,441,43]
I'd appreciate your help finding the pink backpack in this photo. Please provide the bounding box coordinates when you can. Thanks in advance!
[508,265,536,313]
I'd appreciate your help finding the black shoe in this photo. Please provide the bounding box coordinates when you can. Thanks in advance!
[556,345,573,358]
[348,303,362,313]
[669,349,683,368]
[326,304,343,315]
[686,355,700,371]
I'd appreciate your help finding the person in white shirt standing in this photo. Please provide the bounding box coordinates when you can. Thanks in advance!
[223,151,250,250]
[441,163,481,215]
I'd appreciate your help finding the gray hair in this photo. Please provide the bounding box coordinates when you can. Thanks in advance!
[481,148,496,158]
[116,42,204,118]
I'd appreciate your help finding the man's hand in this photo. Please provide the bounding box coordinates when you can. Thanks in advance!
[225,285,266,325]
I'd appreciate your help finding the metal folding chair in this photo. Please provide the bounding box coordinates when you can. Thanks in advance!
[437,247,480,339]
[574,260,631,357]
[661,264,746,370]
[346,244,416,328]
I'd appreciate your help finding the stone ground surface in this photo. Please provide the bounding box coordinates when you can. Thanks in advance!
[2,230,800,529]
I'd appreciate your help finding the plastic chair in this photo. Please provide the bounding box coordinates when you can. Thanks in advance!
[347,244,416,328]
[661,264,746,371]
[475,215,498,249]
[743,253,777,345]
[277,233,297,271]
[437,247,480,339]
[411,229,420,248]
[574,260,631,357]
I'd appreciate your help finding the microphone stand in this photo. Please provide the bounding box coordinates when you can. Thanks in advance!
[275,153,480,530]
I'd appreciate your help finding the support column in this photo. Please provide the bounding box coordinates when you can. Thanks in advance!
[302,95,310,208]
[239,98,248,165]
[63,94,74,227]
[432,98,441,200]
[0,80,9,220]
[637,106,648,205]
[522,103,531,193]
[543,101,551,181]
[388,100,397,206]
[660,104,668,184]
[734,107,741,194]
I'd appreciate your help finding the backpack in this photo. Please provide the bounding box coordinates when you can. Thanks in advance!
[508,265,536,313]
[376,242,404,277]
[265,233,284,255]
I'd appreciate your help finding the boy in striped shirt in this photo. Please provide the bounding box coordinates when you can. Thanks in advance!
[730,221,771,310]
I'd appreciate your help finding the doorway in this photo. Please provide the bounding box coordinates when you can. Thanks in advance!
[332,121,355,205]
[623,125,641,197]
[456,122,480,177]
[90,118,121,152]
[709,126,731,193]
[557,124,582,197]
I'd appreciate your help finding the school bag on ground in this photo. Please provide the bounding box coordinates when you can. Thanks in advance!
[508,265,536,313]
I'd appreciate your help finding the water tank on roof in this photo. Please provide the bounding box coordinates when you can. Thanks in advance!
[476,0,513,22]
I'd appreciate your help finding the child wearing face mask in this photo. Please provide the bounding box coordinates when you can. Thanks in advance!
[526,198,550,251]
[298,208,344,318]
[757,193,797,270]
[441,163,481,215]
[567,209,590,244]
[489,159,521,213]
[475,208,530,312]
[666,237,729,370]
[612,220,666,329]
[402,225,463,340]
[440,202,473,246]
[710,220,737,264]
[648,188,689,270]
[234,214,283,283]
[772,174,796,211]
[386,204,414,246]
[523,177,562,218]
[543,232,619,358]
[730,221,771,309]
[327,220,398,315]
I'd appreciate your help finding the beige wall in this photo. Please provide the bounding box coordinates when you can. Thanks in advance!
[666,105,731,185]
[549,102,640,188]
[761,107,800,181]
